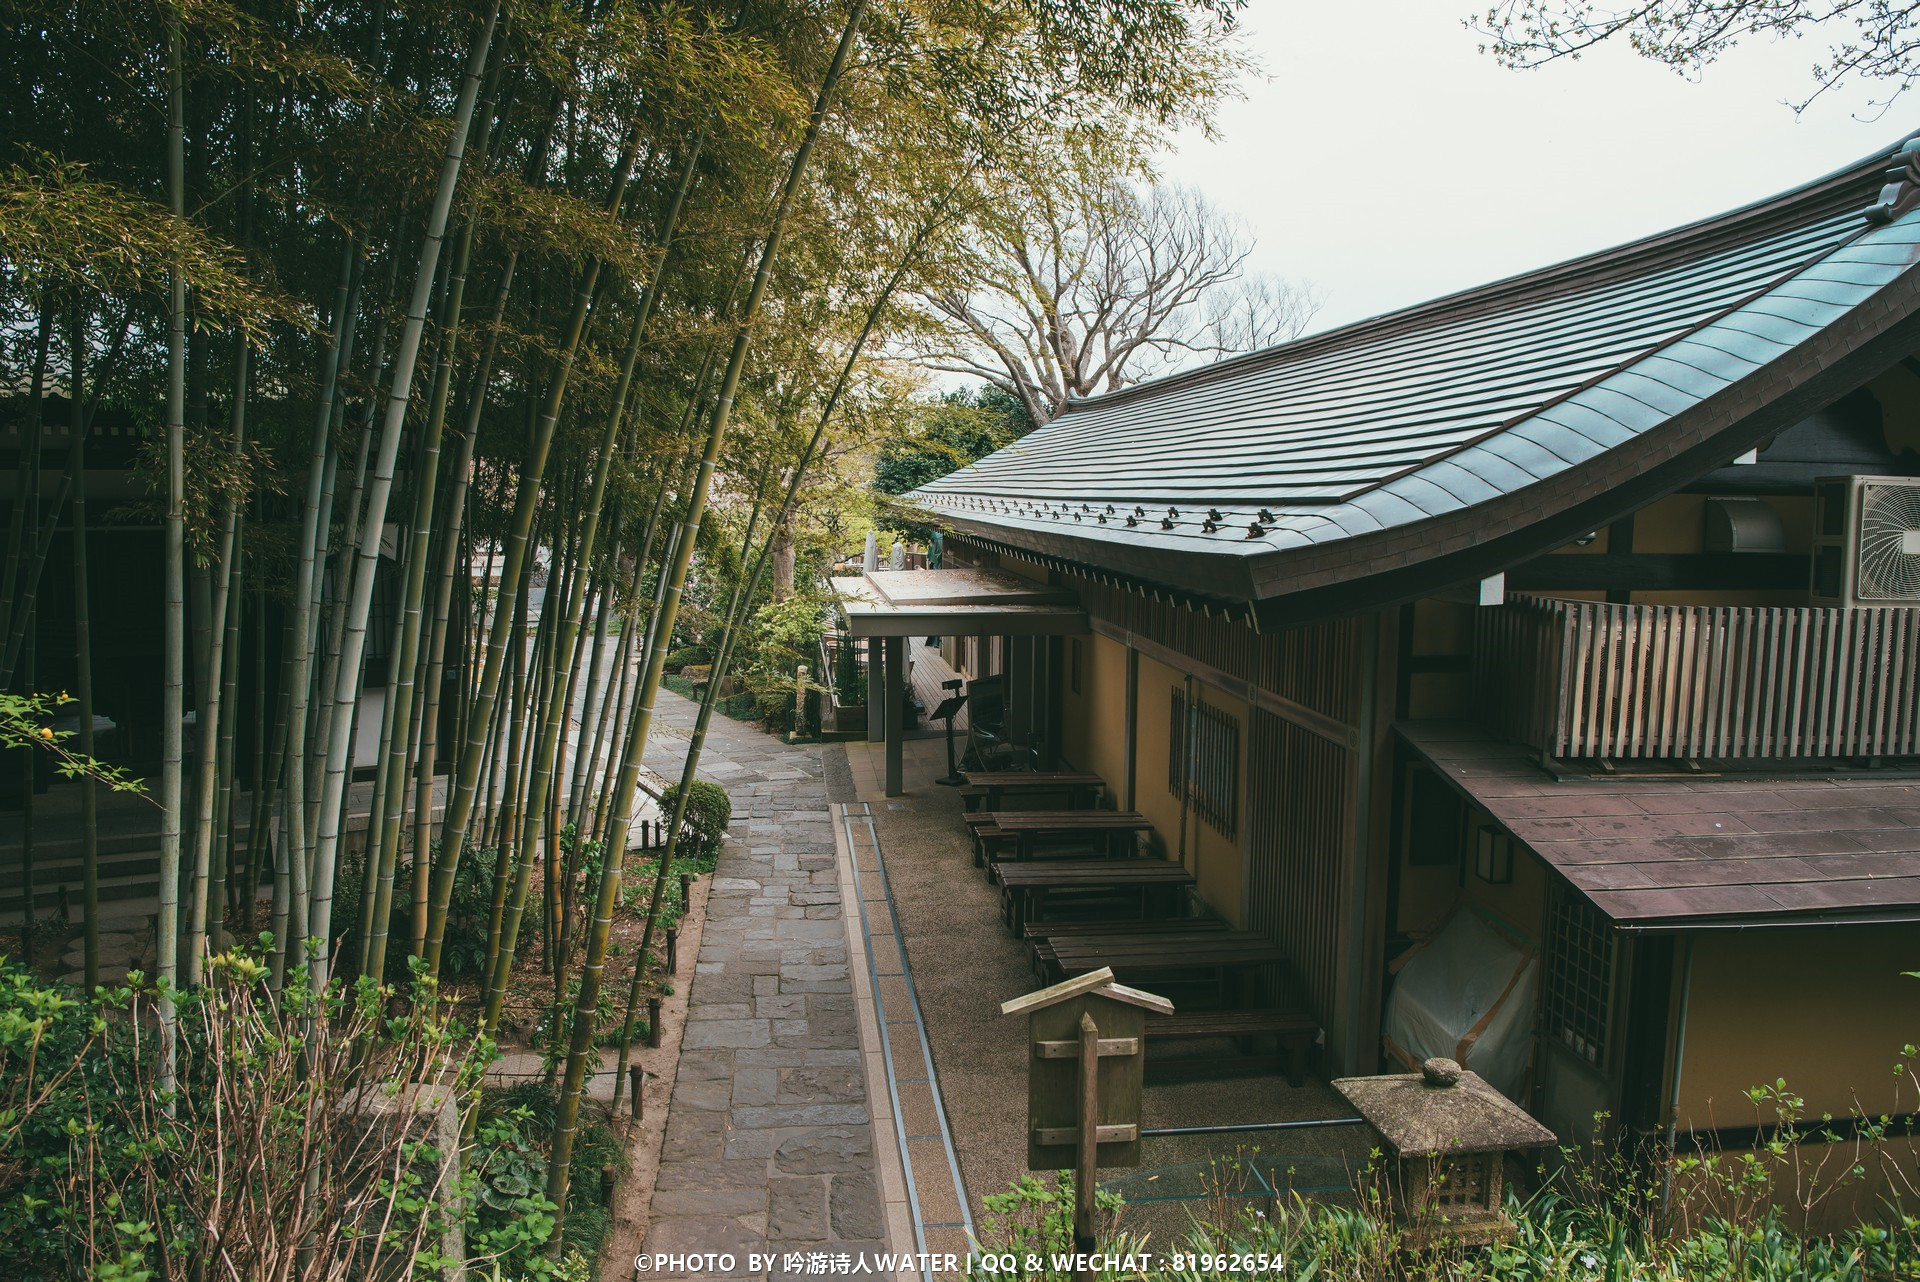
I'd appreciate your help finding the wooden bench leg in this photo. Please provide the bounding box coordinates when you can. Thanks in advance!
[1284,1035,1309,1089]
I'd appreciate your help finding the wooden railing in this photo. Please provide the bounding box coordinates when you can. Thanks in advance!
[1473,595,1920,760]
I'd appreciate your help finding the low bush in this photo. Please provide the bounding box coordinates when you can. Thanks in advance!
[664,645,709,671]
[662,779,732,857]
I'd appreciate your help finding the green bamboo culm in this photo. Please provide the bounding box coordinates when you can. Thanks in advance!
[156,0,187,1101]
[304,1,498,997]
[418,116,647,978]
[477,137,706,1033]
[541,0,871,1234]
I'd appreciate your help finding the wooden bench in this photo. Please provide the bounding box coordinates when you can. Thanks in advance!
[960,771,1106,812]
[1145,1009,1319,1087]
[964,810,1146,867]
[992,859,1195,932]
[1022,917,1225,980]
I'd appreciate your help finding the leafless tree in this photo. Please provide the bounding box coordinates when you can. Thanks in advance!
[912,173,1320,426]
[1476,0,1920,110]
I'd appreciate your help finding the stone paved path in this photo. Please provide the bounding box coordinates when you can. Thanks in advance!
[640,694,887,1274]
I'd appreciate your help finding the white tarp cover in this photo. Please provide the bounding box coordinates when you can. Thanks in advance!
[1382,908,1537,1100]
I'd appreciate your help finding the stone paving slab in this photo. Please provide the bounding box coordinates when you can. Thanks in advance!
[641,694,888,1277]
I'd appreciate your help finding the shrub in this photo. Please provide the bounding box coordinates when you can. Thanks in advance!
[663,645,709,671]
[661,779,731,857]
[0,953,515,1279]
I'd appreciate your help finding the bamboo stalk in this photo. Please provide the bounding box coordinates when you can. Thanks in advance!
[158,2,187,1097]
[414,252,518,957]
[184,338,247,985]
[613,182,951,1113]
[421,116,654,975]
[545,1,870,1223]
[304,2,499,997]
[68,308,99,995]
[361,193,487,984]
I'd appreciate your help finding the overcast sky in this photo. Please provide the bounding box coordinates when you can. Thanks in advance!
[1157,0,1914,335]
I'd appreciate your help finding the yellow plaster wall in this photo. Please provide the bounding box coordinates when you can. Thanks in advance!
[1119,658,1245,925]
[1132,653,1182,863]
[1411,599,1474,657]
[1406,673,1471,720]
[1462,832,1548,946]
[1060,632,1128,798]
[1393,790,1548,946]
[1632,494,1707,554]
[1407,598,1476,719]
[1188,677,1246,927]
[1676,924,1920,1125]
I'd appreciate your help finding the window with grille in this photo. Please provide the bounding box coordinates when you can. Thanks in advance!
[1168,688,1239,838]
[1540,882,1617,1068]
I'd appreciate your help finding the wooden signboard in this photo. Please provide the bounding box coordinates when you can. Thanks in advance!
[1002,968,1172,1171]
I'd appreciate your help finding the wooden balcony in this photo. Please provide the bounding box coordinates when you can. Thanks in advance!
[1471,595,1920,761]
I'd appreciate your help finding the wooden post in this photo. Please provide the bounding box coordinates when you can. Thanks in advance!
[1074,1010,1099,1272]
[629,1065,646,1121]
[647,995,662,1048]
[679,870,691,910]
[666,927,678,974]
[884,636,905,797]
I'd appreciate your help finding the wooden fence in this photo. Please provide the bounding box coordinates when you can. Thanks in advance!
[1473,595,1920,760]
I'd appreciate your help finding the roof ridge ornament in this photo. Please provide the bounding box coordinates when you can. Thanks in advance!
[1863,136,1920,226]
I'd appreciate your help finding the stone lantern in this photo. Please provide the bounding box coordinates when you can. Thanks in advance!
[1332,1057,1555,1245]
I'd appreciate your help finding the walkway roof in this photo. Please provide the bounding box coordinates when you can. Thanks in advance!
[831,568,1088,637]
[910,135,1920,623]
[1399,721,1920,928]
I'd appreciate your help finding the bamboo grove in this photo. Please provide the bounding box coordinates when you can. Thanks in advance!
[0,0,1243,1243]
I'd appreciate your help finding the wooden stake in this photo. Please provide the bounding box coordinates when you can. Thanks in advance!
[648,996,662,1048]
[1075,1010,1099,1278]
[629,1065,645,1121]
[666,927,678,974]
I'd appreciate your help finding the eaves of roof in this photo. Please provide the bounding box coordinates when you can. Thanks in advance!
[910,136,1920,623]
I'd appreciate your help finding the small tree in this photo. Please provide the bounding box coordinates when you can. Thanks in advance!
[873,385,1029,495]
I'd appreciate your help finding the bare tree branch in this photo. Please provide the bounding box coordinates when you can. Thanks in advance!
[908,154,1319,423]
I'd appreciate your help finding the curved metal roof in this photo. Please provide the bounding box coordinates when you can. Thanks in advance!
[910,135,1920,613]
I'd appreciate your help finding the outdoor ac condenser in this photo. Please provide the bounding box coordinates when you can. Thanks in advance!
[1808,474,1920,607]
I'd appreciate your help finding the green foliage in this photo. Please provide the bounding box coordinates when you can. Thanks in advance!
[475,1084,622,1272]
[735,592,829,732]
[664,645,711,672]
[970,1172,1129,1279]
[662,779,732,858]
[0,690,144,795]
[873,385,1027,496]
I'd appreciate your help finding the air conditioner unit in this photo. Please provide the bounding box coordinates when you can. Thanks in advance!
[1808,475,1920,607]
